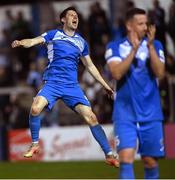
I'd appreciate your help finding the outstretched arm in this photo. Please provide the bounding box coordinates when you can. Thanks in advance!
[11,36,44,48]
[80,55,114,97]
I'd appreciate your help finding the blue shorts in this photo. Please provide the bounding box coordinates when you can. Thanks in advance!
[114,120,165,157]
[37,81,90,110]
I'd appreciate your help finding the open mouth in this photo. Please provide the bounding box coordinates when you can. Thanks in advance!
[72,20,77,25]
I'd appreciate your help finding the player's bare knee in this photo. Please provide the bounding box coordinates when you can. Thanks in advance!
[119,150,135,164]
[84,112,98,126]
[31,105,42,116]
[142,156,158,168]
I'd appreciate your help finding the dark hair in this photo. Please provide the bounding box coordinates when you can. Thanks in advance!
[125,8,146,22]
[59,6,78,24]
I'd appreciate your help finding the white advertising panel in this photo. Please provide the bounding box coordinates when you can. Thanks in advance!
[8,125,116,161]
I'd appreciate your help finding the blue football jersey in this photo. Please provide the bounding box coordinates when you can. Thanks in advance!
[105,37,165,122]
[41,29,89,84]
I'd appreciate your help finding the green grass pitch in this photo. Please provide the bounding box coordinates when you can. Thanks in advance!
[0,159,175,179]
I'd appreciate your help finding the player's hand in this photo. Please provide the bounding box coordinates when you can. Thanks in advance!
[147,24,156,46]
[130,30,140,50]
[105,87,114,100]
[11,40,21,48]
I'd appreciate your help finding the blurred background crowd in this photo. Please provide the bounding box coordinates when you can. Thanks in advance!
[0,0,175,130]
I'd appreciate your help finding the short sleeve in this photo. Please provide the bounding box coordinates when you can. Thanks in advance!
[154,40,165,63]
[105,41,122,63]
[41,30,57,44]
[82,40,89,57]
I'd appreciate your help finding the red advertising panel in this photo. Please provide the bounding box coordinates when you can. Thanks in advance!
[164,123,175,159]
[8,129,44,161]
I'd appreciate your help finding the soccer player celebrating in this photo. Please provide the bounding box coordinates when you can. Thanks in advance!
[105,8,165,178]
[11,7,119,168]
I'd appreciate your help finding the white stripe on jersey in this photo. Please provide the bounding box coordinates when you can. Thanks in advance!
[47,43,54,66]
[53,31,84,52]
[107,57,122,63]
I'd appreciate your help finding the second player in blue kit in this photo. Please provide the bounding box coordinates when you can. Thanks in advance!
[105,8,165,179]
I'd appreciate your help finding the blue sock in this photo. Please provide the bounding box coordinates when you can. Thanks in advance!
[119,163,135,179]
[29,114,41,143]
[144,166,159,179]
[90,124,111,155]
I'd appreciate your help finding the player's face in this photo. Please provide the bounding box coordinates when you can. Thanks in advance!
[130,14,148,39]
[64,10,79,31]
